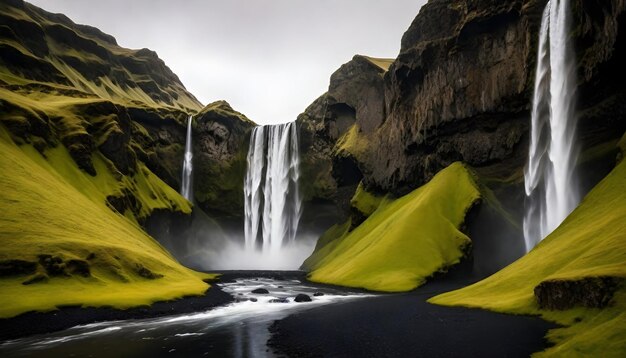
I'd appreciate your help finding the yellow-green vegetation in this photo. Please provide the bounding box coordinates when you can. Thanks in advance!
[334,124,369,158]
[0,126,210,318]
[0,1,202,112]
[430,156,626,357]
[360,55,395,72]
[198,100,255,125]
[305,162,481,292]
[350,182,384,217]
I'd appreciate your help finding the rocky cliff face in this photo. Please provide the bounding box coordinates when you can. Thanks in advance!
[0,0,254,230]
[193,101,255,225]
[298,55,393,226]
[300,0,626,223]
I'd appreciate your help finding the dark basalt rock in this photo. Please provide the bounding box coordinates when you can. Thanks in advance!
[296,0,626,239]
[0,260,37,277]
[294,294,312,302]
[193,101,255,224]
[251,288,270,294]
[313,292,324,297]
[534,276,623,310]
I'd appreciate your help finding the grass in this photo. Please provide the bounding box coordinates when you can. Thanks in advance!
[0,1,202,113]
[350,182,384,217]
[305,162,481,292]
[430,144,626,357]
[0,125,208,318]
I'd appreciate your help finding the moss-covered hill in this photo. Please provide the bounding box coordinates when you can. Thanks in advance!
[430,140,626,356]
[0,125,214,318]
[304,162,480,292]
[0,0,224,318]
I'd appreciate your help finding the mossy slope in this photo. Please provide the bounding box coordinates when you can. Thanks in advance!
[305,162,480,292]
[430,153,626,357]
[0,127,210,319]
[0,0,202,111]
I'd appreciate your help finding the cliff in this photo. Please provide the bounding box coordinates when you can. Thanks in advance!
[301,0,626,212]
[0,0,243,316]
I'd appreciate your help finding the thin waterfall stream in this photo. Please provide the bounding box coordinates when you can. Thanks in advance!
[181,115,193,202]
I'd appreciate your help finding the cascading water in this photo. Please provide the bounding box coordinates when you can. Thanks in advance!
[180,115,193,201]
[244,122,302,254]
[523,0,578,251]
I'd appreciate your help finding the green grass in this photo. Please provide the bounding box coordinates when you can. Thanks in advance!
[306,162,481,292]
[350,182,384,217]
[0,126,207,318]
[430,149,626,357]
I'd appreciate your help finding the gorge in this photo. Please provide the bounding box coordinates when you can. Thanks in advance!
[1,0,625,357]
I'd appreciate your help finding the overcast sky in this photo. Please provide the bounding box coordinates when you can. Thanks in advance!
[29,0,426,124]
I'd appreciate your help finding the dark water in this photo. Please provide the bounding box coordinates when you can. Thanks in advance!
[0,278,370,357]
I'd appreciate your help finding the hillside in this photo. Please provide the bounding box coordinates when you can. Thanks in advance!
[304,162,480,292]
[0,0,223,317]
[431,140,626,356]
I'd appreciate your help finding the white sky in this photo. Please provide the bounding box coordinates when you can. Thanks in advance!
[28,0,426,124]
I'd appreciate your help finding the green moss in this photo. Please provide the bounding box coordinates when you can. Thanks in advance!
[301,219,352,271]
[0,126,208,318]
[194,149,248,217]
[306,162,481,292]
[430,158,626,357]
[334,124,368,158]
[350,182,384,217]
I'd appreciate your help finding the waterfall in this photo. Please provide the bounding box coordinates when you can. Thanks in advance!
[524,0,578,251]
[180,115,193,201]
[244,122,302,254]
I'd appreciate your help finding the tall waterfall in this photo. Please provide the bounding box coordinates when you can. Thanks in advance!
[180,115,193,201]
[524,0,578,251]
[244,122,302,254]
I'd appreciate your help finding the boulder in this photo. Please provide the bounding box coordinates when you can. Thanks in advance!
[294,294,312,302]
[251,288,269,294]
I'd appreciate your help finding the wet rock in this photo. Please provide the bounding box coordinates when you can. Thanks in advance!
[269,298,289,304]
[294,294,312,302]
[252,288,269,294]
[313,292,325,297]
[534,276,623,310]
[250,298,258,302]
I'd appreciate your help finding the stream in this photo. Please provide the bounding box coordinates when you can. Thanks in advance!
[0,277,370,357]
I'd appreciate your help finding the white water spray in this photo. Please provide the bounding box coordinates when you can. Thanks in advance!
[181,115,193,201]
[244,122,302,255]
[524,0,578,251]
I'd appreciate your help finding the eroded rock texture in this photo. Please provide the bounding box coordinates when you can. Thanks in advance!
[299,0,626,216]
[535,276,623,310]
